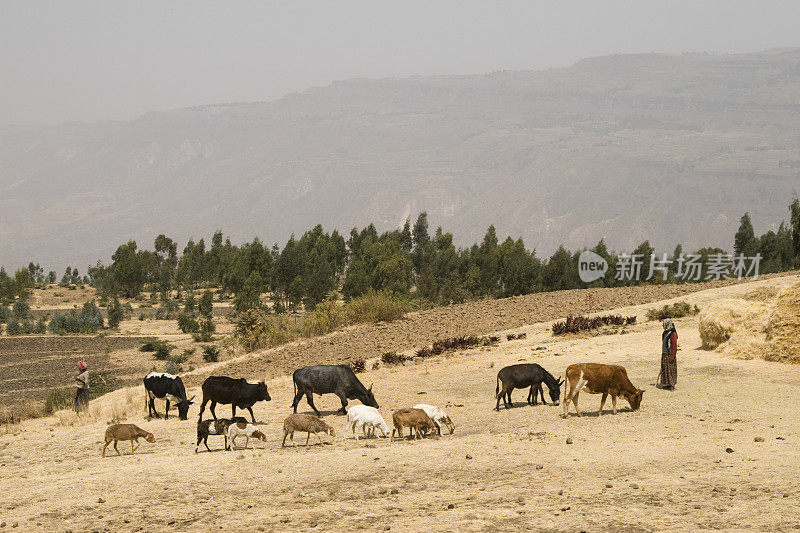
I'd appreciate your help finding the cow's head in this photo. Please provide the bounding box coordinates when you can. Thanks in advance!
[256,382,271,402]
[177,395,195,420]
[144,432,156,443]
[549,377,565,406]
[252,429,268,442]
[627,389,645,411]
[360,384,379,409]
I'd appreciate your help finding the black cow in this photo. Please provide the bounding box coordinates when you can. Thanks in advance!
[198,376,271,423]
[143,372,195,420]
[292,365,378,416]
[495,363,564,411]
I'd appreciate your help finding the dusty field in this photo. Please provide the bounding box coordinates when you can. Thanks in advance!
[1,275,799,531]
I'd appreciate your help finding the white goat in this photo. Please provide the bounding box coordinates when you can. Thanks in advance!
[413,404,455,435]
[226,421,267,449]
[345,405,390,440]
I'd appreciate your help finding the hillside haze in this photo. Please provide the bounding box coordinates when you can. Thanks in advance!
[2,48,799,269]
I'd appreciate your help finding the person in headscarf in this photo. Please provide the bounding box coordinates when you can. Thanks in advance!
[74,360,89,413]
[658,318,678,390]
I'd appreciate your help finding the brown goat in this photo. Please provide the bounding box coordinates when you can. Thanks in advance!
[281,414,335,447]
[102,424,155,456]
[391,408,437,442]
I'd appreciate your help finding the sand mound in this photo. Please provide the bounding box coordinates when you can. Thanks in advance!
[698,299,768,350]
[765,283,800,364]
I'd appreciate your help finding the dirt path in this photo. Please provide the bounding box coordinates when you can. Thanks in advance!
[1,275,799,531]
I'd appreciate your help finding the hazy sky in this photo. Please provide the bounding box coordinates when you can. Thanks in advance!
[2,0,799,125]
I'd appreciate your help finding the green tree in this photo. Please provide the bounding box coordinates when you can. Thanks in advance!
[734,212,758,257]
[790,197,800,265]
[111,241,147,298]
[107,298,124,329]
[234,271,264,313]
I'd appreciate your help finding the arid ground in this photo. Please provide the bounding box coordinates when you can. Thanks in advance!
[1,275,800,531]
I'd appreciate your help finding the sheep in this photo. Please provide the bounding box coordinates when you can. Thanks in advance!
[391,408,437,442]
[102,424,155,457]
[226,421,268,450]
[281,414,335,447]
[413,404,455,435]
[345,405,390,440]
[195,417,246,453]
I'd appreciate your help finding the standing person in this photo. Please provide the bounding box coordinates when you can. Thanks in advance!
[74,360,89,413]
[658,318,678,390]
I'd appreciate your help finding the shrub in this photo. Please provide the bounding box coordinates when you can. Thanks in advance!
[552,314,637,335]
[176,312,201,333]
[235,310,297,352]
[302,300,346,337]
[350,358,366,373]
[345,291,410,324]
[169,350,191,364]
[645,302,699,321]
[155,300,179,320]
[202,345,220,363]
[0,305,10,323]
[107,298,124,329]
[381,351,406,365]
[12,299,30,319]
[140,338,175,360]
[48,301,104,334]
[43,388,73,414]
[5,318,23,336]
[154,342,175,360]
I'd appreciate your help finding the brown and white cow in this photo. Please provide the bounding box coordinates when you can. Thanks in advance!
[562,363,644,418]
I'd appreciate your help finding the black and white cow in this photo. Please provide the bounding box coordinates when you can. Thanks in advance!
[143,372,195,420]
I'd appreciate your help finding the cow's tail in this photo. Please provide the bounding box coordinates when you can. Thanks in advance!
[291,375,297,408]
[495,375,500,399]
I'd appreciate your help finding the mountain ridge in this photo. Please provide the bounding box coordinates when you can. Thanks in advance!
[2,48,799,270]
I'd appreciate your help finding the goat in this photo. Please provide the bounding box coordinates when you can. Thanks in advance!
[102,424,155,457]
[195,417,246,453]
[391,408,436,442]
[345,405,390,440]
[413,404,455,435]
[281,414,335,447]
[226,421,268,450]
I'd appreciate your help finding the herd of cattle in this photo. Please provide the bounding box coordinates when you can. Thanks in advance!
[101,361,644,456]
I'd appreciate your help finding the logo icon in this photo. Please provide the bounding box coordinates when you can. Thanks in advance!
[578,250,608,283]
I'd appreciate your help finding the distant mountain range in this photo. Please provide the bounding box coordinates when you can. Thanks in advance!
[2,48,799,270]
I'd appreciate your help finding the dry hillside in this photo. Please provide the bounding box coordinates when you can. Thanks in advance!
[1,275,799,531]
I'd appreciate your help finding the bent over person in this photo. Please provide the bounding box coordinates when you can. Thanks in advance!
[74,360,89,412]
[658,318,678,390]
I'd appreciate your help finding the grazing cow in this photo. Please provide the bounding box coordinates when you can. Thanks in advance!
[291,365,378,416]
[143,372,195,420]
[413,404,455,435]
[345,405,390,440]
[198,376,271,423]
[195,417,246,453]
[495,364,564,411]
[391,408,437,442]
[227,422,268,449]
[562,363,644,418]
[102,424,155,457]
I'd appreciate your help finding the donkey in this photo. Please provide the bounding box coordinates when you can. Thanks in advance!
[495,363,564,410]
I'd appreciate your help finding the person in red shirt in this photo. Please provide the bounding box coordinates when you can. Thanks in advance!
[658,318,678,390]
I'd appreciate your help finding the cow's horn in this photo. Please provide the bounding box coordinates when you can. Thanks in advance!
[368,383,373,391]
[188,395,196,402]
